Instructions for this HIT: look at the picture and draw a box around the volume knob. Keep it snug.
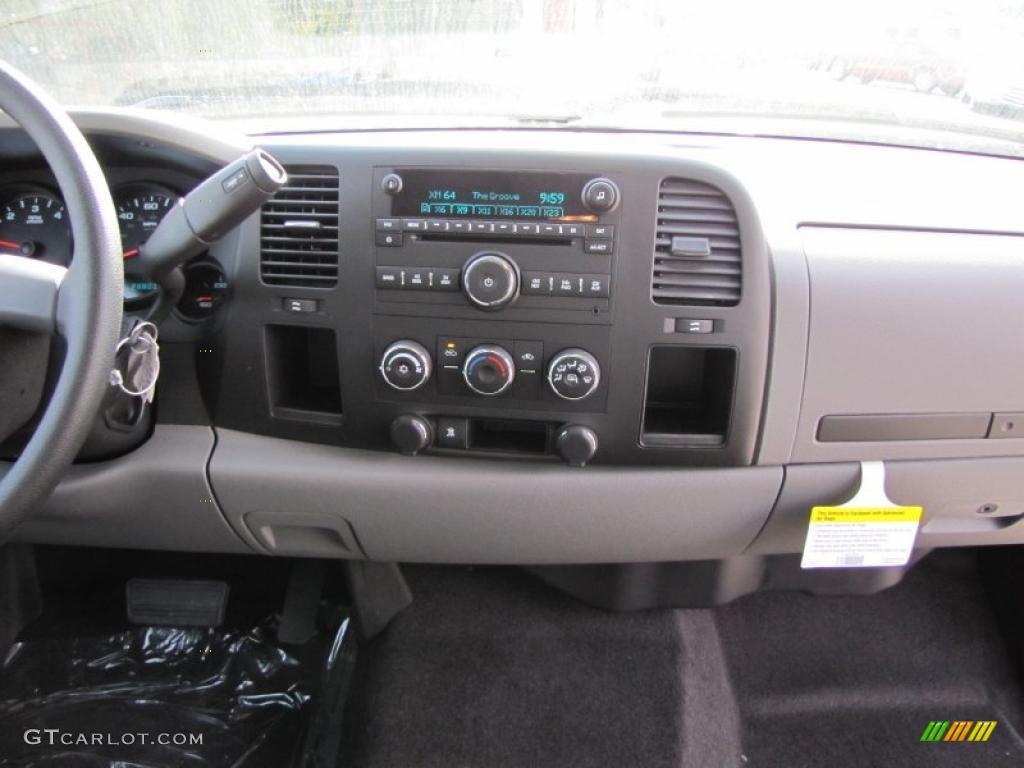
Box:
[462,252,519,310]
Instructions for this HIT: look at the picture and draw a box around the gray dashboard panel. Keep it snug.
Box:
[749,457,1024,554]
[209,428,782,564]
[14,426,250,553]
[8,110,1024,562]
[792,227,1024,463]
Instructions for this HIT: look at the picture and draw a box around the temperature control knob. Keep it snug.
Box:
[463,344,515,396]
[547,348,601,401]
[462,252,519,310]
[379,340,432,391]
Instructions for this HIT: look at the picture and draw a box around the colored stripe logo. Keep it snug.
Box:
[921,721,997,742]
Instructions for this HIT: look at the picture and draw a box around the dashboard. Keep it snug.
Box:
[3,110,1024,574]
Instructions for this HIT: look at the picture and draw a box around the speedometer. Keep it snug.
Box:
[116,185,178,305]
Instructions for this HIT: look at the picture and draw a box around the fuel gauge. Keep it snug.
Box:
[177,260,229,321]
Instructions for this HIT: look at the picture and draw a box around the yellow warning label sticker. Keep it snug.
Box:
[801,506,923,569]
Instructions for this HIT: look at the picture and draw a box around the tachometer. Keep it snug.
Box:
[116,185,178,305]
[0,190,72,265]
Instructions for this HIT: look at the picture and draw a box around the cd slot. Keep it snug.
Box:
[417,233,573,247]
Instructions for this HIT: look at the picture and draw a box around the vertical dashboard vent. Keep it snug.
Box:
[260,165,339,288]
[652,178,741,306]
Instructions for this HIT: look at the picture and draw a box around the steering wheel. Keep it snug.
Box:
[0,62,123,540]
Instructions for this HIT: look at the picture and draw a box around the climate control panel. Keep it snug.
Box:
[377,336,604,405]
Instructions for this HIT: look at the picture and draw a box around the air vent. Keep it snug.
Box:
[260,165,339,288]
[653,178,741,306]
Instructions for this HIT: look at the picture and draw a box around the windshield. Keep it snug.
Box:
[3,0,1023,155]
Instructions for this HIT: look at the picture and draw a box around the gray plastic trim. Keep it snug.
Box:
[12,426,250,553]
[0,108,250,166]
[749,457,1024,555]
[990,413,1024,439]
[0,254,65,333]
[209,428,782,564]
[817,413,992,442]
[794,227,1024,462]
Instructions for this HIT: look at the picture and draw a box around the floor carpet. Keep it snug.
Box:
[344,551,1024,767]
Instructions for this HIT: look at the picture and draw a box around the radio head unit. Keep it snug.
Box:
[387,169,610,220]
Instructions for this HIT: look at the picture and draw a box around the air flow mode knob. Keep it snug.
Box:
[547,348,601,401]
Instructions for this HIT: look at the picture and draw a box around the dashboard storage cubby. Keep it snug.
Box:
[641,346,735,447]
[265,325,342,423]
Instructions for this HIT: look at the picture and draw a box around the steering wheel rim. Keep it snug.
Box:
[0,61,123,539]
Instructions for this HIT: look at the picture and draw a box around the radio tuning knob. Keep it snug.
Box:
[581,177,619,213]
[379,340,432,391]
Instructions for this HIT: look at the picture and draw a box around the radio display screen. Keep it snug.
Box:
[390,169,594,220]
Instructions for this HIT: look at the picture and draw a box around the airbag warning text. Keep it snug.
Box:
[801,506,922,569]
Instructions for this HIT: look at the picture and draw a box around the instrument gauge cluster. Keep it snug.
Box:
[0,179,227,321]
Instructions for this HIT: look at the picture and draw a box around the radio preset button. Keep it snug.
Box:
[434,268,460,291]
[494,222,514,235]
[427,219,448,231]
[554,274,579,295]
[521,272,553,295]
[470,221,494,233]
[462,252,519,309]
[406,270,428,290]
[582,274,610,298]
